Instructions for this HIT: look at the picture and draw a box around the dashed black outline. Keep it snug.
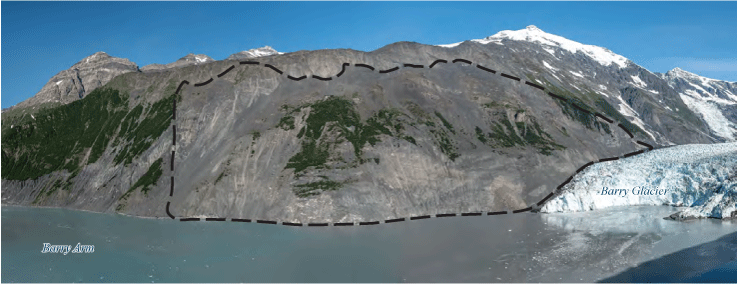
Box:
[379,67,399,74]
[217,65,235,78]
[354,63,374,71]
[428,59,447,68]
[193,78,213,87]
[476,64,497,74]
[500,73,520,81]
[403,63,424,68]
[452,58,472,65]
[287,75,307,81]
[163,58,656,226]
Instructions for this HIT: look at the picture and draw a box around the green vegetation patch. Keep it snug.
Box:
[121,158,163,200]
[434,111,456,134]
[477,110,565,155]
[278,96,427,197]
[593,97,647,137]
[281,96,415,174]
[113,93,174,165]
[404,102,461,161]
[2,87,173,182]
[293,179,344,198]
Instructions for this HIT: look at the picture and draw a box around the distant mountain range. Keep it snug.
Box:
[2,26,735,221]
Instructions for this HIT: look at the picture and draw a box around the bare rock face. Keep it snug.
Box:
[13,52,138,109]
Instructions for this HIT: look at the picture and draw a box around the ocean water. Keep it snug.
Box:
[2,205,735,282]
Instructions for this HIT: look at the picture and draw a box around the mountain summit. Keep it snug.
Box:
[11,51,138,109]
[439,25,630,68]
[141,53,215,71]
[659,67,737,140]
[226,46,282,60]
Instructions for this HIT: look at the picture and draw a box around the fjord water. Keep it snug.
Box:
[2,205,735,282]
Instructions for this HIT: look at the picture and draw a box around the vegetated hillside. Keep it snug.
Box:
[1,26,730,222]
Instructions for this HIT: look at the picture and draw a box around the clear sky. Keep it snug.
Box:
[2,1,736,107]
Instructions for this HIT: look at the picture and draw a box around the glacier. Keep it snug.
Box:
[540,143,737,220]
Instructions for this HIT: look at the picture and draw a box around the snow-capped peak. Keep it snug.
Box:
[439,25,630,68]
[77,51,112,65]
[177,53,214,64]
[666,67,720,83]
[226,46,283,60]
[195,55,209,63]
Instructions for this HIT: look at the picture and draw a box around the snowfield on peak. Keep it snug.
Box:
[439,25,630,68]
[226,46,283,60]
[540,143,737,220]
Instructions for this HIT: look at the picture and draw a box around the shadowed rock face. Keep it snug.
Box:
[1,27,733,222]
[11,52,138,109]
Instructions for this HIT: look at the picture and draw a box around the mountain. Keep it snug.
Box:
[440,25,630,68]
[658,67,737,141]
[9,52,138,110]
[140,53,215,71]
[2,26,735,222]
[226,46,282,60]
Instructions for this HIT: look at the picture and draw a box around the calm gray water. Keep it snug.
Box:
[2,205,736,282]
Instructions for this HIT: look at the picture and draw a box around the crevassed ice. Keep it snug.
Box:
[540,143,737,219]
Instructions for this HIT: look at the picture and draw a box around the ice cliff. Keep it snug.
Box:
[540,143,737,219]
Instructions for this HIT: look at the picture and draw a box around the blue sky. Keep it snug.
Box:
[2,1,736,107]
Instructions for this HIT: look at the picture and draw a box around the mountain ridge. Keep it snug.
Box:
[2,26,735,221]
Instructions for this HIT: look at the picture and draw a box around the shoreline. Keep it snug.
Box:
[3,203,736,223]
[1,203,168,220]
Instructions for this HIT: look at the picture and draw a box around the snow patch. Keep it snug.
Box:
[548,72,562,83]
[542,46,556,56]
[569,70,584,78]
[680,92,736,141]
[437,42,462,48]
[630,75,647,88]
[542,61,558,71]
[615,95,656,140]
[55,80,63,86]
